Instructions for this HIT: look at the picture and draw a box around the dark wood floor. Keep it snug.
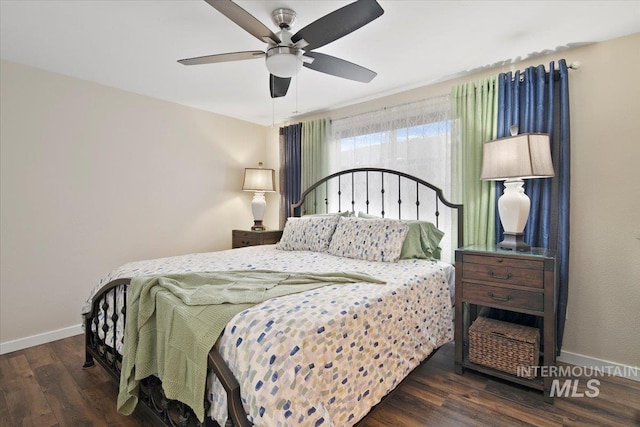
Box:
[1,334,638,426]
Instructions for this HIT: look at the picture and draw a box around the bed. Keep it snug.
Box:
[81,168,463,427]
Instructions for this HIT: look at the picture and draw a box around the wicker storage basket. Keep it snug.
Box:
[469,317,539,379]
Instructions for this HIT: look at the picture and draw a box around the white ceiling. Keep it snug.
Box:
[2,1,640,126]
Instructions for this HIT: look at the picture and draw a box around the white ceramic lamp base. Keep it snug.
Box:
[497,179,530,251]
[251,191,267,231]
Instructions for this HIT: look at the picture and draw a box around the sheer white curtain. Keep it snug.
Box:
[329,95,456,260]
[330,95,452,195]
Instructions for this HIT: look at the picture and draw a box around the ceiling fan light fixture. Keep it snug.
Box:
[266,46,302,78]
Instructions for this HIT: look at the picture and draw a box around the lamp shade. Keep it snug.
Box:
[481,133,554,251]
[242,166,276,192]
[481,133,555,181]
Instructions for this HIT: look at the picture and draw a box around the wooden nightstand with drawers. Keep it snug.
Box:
[454,244,557,402]
[232,229,283,249]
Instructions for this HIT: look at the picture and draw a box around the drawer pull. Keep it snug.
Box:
[488,270,511,280]
[487,292,511,302]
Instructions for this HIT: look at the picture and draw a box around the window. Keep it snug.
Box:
[330,95,452,195]
[328,95,456,260]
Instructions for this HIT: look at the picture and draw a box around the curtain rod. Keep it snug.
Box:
[513,61,580,73]
[563,61,581,70]
[332,61,580,123]
[506,60,580,72]
[509,60,580,82]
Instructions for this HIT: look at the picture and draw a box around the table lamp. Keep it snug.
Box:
[480,129,554,251]
[242,162,276,230]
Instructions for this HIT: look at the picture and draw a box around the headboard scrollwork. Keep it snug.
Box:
[290,168,463,249]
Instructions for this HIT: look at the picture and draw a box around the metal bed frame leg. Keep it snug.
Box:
[83,317,96,369]
[82,353,95,369]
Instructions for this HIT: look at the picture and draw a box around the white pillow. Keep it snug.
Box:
[275,215,340,252]
[327,217,409,262]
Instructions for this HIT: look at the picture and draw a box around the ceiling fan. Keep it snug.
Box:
[178,0,384,98]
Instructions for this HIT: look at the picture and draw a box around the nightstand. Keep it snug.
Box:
[454,244,557,402]
[232,229,283,249]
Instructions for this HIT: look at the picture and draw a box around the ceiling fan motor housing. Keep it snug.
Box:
[271,8,296,30]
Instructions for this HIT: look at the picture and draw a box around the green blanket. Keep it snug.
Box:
[117,270,384,422]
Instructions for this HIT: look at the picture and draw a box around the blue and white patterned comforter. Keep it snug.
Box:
[83,245,454,426]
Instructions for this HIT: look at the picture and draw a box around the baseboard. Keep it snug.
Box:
[0,324,83,355]
[558,350,639,382]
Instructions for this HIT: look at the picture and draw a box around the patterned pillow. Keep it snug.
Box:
[275,215,340,252]
[357,212,444,260]
[327,217,409,262]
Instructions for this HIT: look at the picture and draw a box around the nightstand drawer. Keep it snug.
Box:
[463,254,543,270]
[463,256,544,289]
[233,231,260,247]
[462,283,543,312]
[232,230,283,248]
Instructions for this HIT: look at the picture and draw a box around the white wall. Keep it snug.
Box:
[560,33,639,368]
[0,60,278,351]
[279,33,640,368]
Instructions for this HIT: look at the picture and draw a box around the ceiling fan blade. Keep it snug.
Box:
[303,52,376,83]
[178,50,265,66]
[205,0,280,45]
[270,75,291,98]
[291,0,383,51]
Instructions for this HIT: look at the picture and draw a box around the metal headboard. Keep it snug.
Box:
[290,167,464,249]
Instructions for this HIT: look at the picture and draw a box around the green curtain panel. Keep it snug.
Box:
[301,118,331,214]
[451,78,498,246]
